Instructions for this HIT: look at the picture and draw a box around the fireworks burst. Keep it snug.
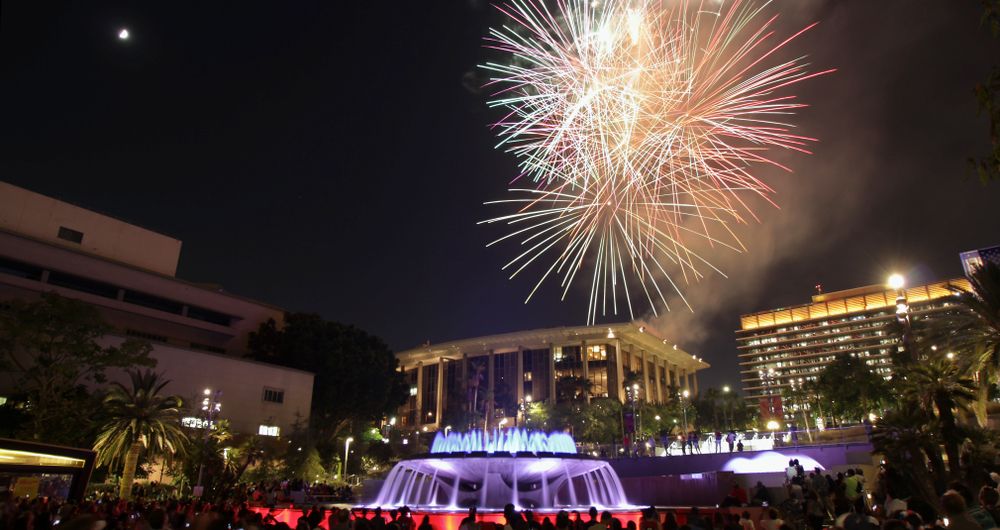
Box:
[479,0,832,323]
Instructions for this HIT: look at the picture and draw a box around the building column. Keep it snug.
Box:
[654,358,663,405]
[548,343,557,403]
[516,346,525,404]
[692,371,699,397]
[581,340,590,403]
[614,339,625,402]
[487,350,495,397]
[435,358,445,428]
[641,350,651,403]
[487,350,496,429]
[461,354,469,413]
[685,370,692,392]
[672,363,681,390]
[415,363,424,427]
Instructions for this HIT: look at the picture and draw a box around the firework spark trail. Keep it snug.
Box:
[479,0,833,324]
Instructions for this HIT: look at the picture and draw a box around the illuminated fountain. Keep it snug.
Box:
[370,429,631,511]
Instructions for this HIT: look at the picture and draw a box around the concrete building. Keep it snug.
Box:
[395,321,709,430]
[735,277,971,411]
[0,181,312,436]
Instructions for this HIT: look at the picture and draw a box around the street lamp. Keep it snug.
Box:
[680,390,690,436]
[721,385,732,430]
[888,273,916,362]
[196,388,222,495]
[445,425,452,436]
[632,384,642,439]
[342,437,354,481]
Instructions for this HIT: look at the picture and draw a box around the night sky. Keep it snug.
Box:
[2,1,999,392]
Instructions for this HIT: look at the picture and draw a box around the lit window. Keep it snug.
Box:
[181,417,214,429]
[409,386,418,396]
[258,425,280,437]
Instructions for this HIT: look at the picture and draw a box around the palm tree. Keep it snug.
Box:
[93,370,188,499]
[871,405,944,510]
[899,359,977,477]
[921,262,1000,426]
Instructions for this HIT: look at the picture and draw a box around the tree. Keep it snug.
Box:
[971,0,1000,183]
[93,370,188,500]
[813,354,892,423]
[899,358,977,478]
[555,375,592,402]
[873,353,997,510]
[919,262,1000,426]
[248,313,409,442]
[0,293,154,442]
[872,405,946,510]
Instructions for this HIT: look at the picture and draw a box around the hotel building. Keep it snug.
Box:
[0,181,313,436]
[394,321,709,430]
[735,277,971,407]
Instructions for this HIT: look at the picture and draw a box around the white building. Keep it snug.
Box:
[0,181,312,437]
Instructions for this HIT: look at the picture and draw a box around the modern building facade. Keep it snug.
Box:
[395,321,709,430]
[0,181,313,436]
[961,245,1000,277]
[735,277,971,410]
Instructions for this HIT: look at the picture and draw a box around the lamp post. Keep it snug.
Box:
[681,389,690,435]
[196,388,222,495]
[888,273,917,362]
[722,385,732,430]
[342,437,354,481]
[632,383,641,438]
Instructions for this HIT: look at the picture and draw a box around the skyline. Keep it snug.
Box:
[2,1,999,391]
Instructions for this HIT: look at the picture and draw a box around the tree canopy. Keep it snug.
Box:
[0,293,154,442]
[247,313,409,440]
[813,353,890,422]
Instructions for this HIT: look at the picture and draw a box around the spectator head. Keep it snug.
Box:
[147,509,166,530]
[602,511,613,523]
[590,507,598,520]
[980,486,999,508]
[742,512,750,519]
[882,520,907,530]
[768,510,778,520]
[846,469,855,477]
[940,491,967,517]
[556,511,570,529]
[946,482,975,505]
[901,511,924,530]
[468,507,477,518]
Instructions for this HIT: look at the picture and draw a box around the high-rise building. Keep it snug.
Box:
[394,321,709,430]
[735,277,970,411]
[0,181,313,436]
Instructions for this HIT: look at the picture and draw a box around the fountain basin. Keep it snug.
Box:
[370,452,630,511]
